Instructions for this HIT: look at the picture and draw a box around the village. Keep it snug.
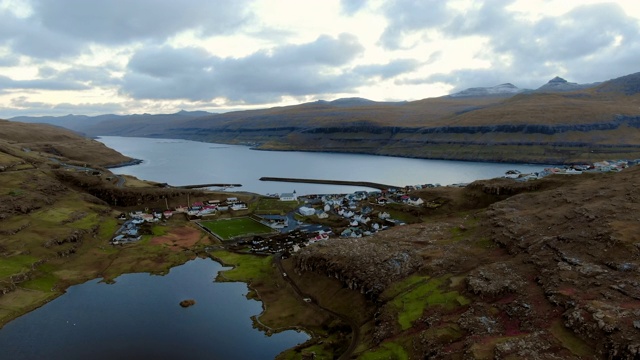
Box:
[110,158,640,253]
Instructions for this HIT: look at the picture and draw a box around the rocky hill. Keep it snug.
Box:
[290,167,640,358]
[535,76,599,92]
[9,72,640,164]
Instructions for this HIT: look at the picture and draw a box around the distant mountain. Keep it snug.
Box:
[327,97,406,107]
[535,76,600,92]
[447,83,524,98]
[595,72,640,95]
[9,110,212,136]
[7,71,640,164]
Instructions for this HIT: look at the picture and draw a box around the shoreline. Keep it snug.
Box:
[105,158,144,169]
[259,176,400,190]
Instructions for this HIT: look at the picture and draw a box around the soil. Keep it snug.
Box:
[150,227,203,251]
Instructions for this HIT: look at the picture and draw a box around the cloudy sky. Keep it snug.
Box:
[1,0,639,118]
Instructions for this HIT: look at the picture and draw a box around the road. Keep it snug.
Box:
[274,255,360,360]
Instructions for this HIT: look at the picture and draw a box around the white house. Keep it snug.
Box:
[280,192,297,201]
[231,203,248,210]
[317,212,329,219]
[407,197,424,206]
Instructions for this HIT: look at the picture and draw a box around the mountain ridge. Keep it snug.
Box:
[7,71,640,164]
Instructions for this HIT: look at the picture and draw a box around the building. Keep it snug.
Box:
[280,192,297,201]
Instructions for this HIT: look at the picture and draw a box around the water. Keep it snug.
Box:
[0,258,308,359]
[98,136,551,195]
[0,137,550,358]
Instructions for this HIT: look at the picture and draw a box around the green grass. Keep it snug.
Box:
[98,218,119,239]
[21,264,59,292]
[253,198,299,215]
[358,342,408,360]
[151,225,168,236]
[68,213,98,230]
[211,250,272,282]
[0,255,38,278]
[200,217,274,240]
[550,319,595,357]
[389,275,469,330]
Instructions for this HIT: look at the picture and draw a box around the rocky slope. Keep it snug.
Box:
[291,168,640,358]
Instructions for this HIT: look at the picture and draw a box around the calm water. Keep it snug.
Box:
[0,258,308,359]
[98,136,550,195]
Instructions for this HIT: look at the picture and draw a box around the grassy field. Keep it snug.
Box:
[200,217,274,240]
[253,198,299,215]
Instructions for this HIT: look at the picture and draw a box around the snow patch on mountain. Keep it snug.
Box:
[448,83,524,98]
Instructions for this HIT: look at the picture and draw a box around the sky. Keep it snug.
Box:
[1,0,639,118]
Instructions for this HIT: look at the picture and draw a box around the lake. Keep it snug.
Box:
[0,258,309,359]
[98,136,551,195]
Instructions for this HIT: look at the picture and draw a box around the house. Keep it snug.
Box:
[378,212,391,219]
[298,206,316,216]
[226,197,239,204]
[377,197,388,205]
[317,212,329,219]
[407,196,424,206]
[231,202,248,211]
[280,192,297,201]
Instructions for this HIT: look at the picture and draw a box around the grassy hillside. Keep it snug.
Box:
[0,120,134,167]
[0,126,213,328]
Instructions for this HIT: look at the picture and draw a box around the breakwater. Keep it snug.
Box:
[174,183,242,189]
[259,177,398,190]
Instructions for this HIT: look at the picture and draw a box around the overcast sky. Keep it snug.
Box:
[1,0,639,117]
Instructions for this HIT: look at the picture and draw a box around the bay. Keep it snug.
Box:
[0,258,309,359]
[98,136,551,195]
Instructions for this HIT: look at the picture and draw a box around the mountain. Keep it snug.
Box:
[535,76,600,92]
[8,72,640,164]
[448,83,524,98]
[595,71,640,95]
[10,110,212,137]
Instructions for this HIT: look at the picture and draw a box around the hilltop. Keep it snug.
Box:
[9,71,640,164]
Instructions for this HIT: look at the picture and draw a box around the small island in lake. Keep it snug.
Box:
[179,299,196,308]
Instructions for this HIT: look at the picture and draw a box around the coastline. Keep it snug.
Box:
[105,158,144,169]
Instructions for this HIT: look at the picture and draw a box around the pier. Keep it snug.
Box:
[259,177,399,190]
[173,183,242,189]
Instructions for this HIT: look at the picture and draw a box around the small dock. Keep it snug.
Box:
[259,177,399,190]
[173,183,242,189]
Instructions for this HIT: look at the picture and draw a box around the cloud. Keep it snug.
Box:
[33,0,253,44]
[122,33,367,103]
[386,1,640,90]
[353,59,421,80]
[0,0,253,60]
[378,0,452,49]
[340,0,368,15]
[3,96,126,118]
[0,74,89,90]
